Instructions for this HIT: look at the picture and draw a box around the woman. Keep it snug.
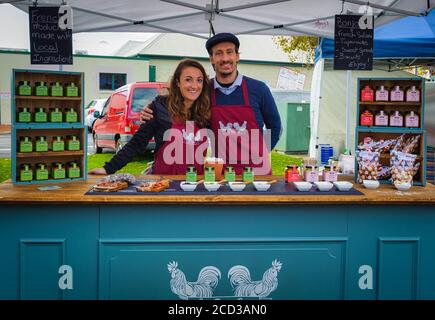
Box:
[89,59,210,175]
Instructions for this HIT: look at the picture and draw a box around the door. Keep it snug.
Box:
[286,103,310,152]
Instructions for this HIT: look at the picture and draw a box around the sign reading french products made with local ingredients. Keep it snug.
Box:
[29,6,73,65]
[333,14,373,70]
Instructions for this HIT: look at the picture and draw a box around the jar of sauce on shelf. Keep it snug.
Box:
[224,166,236,182]
[405,111,419,128]
[375,110,389,126]
[360,85,374,102]
[390,111,403,127]
[360,110,373,126]
[406,85,420,102]
[390,85,404,101]
[375,85,389,101]
[186,166,197,183]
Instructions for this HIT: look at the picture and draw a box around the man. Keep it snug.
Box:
[141,33,282,175]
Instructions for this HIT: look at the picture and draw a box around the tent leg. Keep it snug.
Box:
[345,70,352,152]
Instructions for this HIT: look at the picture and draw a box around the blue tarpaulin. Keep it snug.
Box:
[316,10,435,60]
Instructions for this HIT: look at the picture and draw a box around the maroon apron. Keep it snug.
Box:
[211,79,271,175]
[153,120,207,174]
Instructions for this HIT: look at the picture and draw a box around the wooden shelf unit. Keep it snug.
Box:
[12,69,87,184]
[355,78,426,186]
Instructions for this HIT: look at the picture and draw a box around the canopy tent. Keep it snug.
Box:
[4,0,433,39]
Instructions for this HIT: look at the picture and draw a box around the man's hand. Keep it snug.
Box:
[88,168,108,175]
[140,103,154,123]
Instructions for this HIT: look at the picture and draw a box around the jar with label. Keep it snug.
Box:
[286,165,301,183]
[406,86,420,102]
[360,110,373,126]
[50,108,63,122]
[204,166,215,182]
[18,81,31,96]
[405,111,419,128]
[18,107,31,123]
[186,166,197,183]
[50,82,63,97]
[36,163,49,180]
[390,85,404,101]
[375,85,389,101]
[19,136,33,153]
[390,111,403,127]
[243,167,254,182]
[322,165,337,182]
[375,110,389,126]
[36,136,48,152]
[66,82,79,97]
[360,85,374,102]
[35,81,48,96]
[34,107,47,122]
[20,164,33,181]
[67,135,80,151]
[52,136,65,151]
[304,165,319,182]
[67,162,81,178]
[52,162,66,179]
[65,108,78,123]
[224,166,236,182]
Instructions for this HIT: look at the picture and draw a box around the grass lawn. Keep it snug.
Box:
[0,151,302,183]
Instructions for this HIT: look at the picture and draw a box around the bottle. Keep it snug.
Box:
[34,107,47,122]
[375,110,389,126]
[36,163,49,180]
[406,85,420,102]
[375,85,389,101]
[361,85,374,102]
[224,166,236,182]
[52,136,65,151]
[67,135,80,151]
[35,136,48,152]
[390,85,404,102]
[390,111,403,127]
[52,162,66,179]
[323,165,337,182]
[18,81,31,96]
[243,167,254,182]
[284,165,292,183]
[304,165,319,182]
[186,166,197,183]
[67,162,81,178]
[405,111,419,128]
[65,108,78,123]
[287,165,301,183]
[35,81,48,96]
[204,166,215,182]
[50,82,63,97]
[19,136,33,153]
[50,108,63,122]
[65,82,79,97]
[360,110,373,126]
[18,107,31,123]
[20,164,33,181]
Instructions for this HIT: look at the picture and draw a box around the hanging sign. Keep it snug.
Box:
[333,14,373,70]
[29,6,73,65]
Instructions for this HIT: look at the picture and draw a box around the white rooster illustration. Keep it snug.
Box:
[228,260,282,298]
[168,261,221,300]
[233,121,247,134]
[219,121,233,134]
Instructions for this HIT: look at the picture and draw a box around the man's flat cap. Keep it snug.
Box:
[205,33,240,54]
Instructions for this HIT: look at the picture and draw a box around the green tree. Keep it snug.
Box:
[273,36,318,64]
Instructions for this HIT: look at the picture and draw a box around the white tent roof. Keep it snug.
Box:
[8,0,433,39]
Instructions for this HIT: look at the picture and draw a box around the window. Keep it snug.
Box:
[99,73,127,90]
[131,88,159,113]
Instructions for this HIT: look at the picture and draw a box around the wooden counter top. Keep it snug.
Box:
[0,175,434,205]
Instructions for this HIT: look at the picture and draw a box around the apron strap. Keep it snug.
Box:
[211,81,217,106]
[241,79,249,106]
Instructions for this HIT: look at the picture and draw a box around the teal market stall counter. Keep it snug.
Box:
[0,176,434,300]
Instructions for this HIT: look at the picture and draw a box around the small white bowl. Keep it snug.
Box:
[253,181,271,192]
[333,181,354,192]
[293,181,313,192]
[394,181,412,191]
[363,180,380,190]
[204,182,221,192]
[314,181,333,192]
[180,181,197,192]
[228,182,246,192]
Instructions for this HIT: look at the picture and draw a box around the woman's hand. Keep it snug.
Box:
[140,103,154,123]
[88,168,107,175]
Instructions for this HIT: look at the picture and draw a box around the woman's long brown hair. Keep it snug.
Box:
[167,59,210,128]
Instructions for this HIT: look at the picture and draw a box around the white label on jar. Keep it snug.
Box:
[375,115,388,126]
[390,116,403,126]
[406,116,419,127]
[390,90,404,101]
[376,90,389,101]
[407,91,420,102]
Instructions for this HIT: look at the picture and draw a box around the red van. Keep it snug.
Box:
[92,82,167,153]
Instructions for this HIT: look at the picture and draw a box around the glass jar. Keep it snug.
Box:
[243,167,254,182]
[186,166,197,183]
[224,166,236,182]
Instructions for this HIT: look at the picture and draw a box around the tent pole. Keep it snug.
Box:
[345,70,352,152]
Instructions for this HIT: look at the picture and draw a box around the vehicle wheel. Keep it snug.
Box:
[93,134,102,154]
[116,139,125,154]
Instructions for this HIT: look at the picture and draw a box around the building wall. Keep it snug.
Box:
[0,51,149,124]
[149,57,313,91]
